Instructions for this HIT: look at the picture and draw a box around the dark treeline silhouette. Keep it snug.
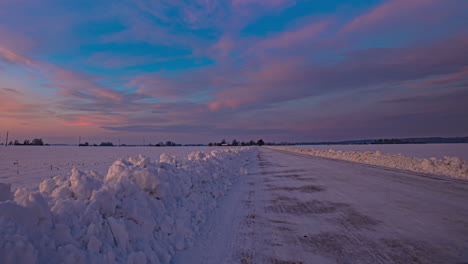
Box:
[79,142,100,147]
[208,139,265,147]
[9,138,45,146]
[149,141,177,147]
[78,141,178,147]
[268,136,468,146]
[371,138,412,144]
[79,142,114,147]
[370,137,468,144]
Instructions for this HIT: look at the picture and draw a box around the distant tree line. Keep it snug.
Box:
[79,142,112,146]
[78,140,178,147]
[208,139,265,147]
[371,138,416,144]
[8,138,45,146]
[148,141,177,147]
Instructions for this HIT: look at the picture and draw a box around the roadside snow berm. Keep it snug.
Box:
[0,147,254,264]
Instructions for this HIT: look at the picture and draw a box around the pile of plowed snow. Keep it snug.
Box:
[0,147,254,264]
[269,147,468,179]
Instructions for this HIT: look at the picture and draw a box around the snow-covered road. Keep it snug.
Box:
[174,147,468,263]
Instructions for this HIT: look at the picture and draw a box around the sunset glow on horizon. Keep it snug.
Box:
[1,0,467,144]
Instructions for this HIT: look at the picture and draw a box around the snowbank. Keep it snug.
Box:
[269,147,468,179]
[0,147,254,264]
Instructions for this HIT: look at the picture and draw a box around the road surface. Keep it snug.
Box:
[174,147,468,263]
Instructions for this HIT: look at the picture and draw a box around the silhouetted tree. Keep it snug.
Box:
[165,141,176,146]
[232,139,239,146]
[208,142,213,146]
[31,138,44,146]
[257,139,265,146]
[99,142,114,146]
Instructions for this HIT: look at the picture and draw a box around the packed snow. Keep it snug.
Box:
[288,143,468,160]
[0,147,254,264]
[269,146,468,180]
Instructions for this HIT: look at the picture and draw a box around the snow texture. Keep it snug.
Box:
[0,147,254,264]
[269,146,468,179]
[288,143,468,160]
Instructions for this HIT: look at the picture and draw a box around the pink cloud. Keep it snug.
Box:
[412,67,468,88]
[129,70,215,101]
[0,92,33,112]
[207,57,306,110]
[249,20,331,54]
[49,68,127,103]
[339,0,460,35]
[0,42,147,125]
[129,75,183,99]
[0,45,34,67]
[231,0,292,8]
[379,93,429,104]
[207,34,468,110]
[0,26,35,54]
[59,114,125,127]
[0,88,48,121]
[211,34,237,58]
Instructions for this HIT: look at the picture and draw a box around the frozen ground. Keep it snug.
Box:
[288,143,468,160]
[0,146,224,189]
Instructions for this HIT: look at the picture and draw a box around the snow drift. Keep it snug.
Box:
[0,147,254,264]
[269,146,468,179]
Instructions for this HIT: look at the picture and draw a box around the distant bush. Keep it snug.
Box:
[165,141,176,146]
[257,139,264,146]
[99,142,114,147]
[153,141,177,147]
[31,138,44,146]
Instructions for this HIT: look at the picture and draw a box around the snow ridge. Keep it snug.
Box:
[269,146,468,179]
[0,147,254,264]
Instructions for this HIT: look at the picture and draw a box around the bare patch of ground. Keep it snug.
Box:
[267,184,325,193]
[270,258,304,264]
[266,199,345,215]
[337,208,381,230]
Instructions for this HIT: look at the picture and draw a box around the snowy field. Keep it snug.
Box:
[0,146,255,263]
[287,143,468,160]
[0,146,227,189]
[1,145,468,263]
